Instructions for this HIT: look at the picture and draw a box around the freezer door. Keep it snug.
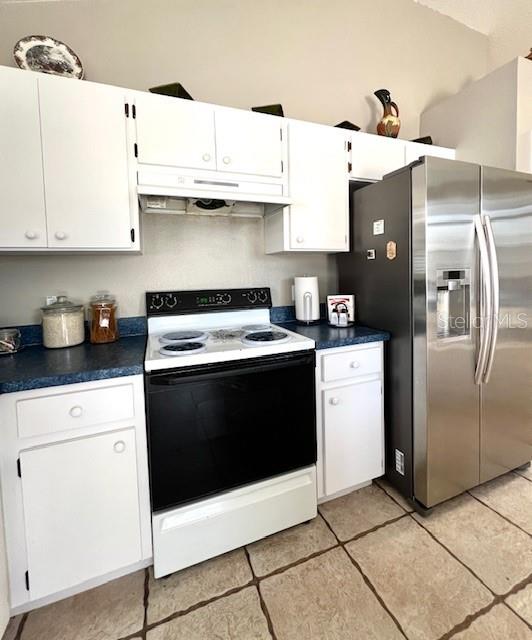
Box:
[480,167,532,481]
[412,158,481,508]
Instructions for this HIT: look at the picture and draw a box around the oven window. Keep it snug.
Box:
[146,352,316,512]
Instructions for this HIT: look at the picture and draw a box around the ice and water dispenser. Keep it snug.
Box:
[437,269,471,339]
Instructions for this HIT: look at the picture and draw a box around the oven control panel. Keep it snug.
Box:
[146,288,272,315]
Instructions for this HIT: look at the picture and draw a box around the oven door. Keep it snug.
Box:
[146,350,316,512]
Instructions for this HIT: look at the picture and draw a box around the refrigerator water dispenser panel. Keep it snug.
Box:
[437,269,471,340]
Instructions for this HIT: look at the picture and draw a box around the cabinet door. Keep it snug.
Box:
[39,76,133,249]
[20,428,142,600]
[288,121,348,251]
[215,109,284,177]
[323,380,383,496]
[404,141,455,164]
[350,131,406,181]
[135,94,216,170]
[0,68,47,248]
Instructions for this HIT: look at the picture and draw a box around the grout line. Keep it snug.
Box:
[13,613,28,640]
[255,584,278,640]
[373,478,414,513]
[347,552,409,639]
[318,507,409,546]
[467,490,532,538]
[142,566,150,638]
[501,599,532,633]
[319,509,409,639]
[243,546,278,640]
[408,513,498,597]
[437,574,532,640]
[254,542,340,581]
[144,580,256,632]
[410,513,532,640]
[513,471,532,484]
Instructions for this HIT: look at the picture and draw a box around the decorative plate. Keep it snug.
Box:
[13,35,84,79]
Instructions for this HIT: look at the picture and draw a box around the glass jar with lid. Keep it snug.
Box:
[41,296,85,349]
[89,294,119,344]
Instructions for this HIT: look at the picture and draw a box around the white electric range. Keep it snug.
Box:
[144,288,318,579]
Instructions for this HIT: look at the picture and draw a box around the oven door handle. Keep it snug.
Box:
[148,351,315,387]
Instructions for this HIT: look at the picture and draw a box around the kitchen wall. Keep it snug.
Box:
[0,0,488,325]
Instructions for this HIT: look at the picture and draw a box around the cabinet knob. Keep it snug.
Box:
[55,231,67,241]
[25,231,38,240]
[113,440,126,454]
[222,156,231,165]
[296,236,304,244]
[350,361,361,369]
[69,405,83,418]
[329,397,340,406]
[202,153,211,162]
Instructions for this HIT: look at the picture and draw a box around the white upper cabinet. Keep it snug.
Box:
[350,131,406,181]
[214,109,284,178]
[135,94,216,171]
[404,141,455,164]
[0,68,47,248]
[265,120,349,253]
[39,75,135,250]
[134,94,288,197]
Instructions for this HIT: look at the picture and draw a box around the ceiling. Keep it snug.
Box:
[415,0,532,68]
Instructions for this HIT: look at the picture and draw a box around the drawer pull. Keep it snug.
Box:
[222,156,231,165]
[350,361,361,369]
[55,231,68,241]
[296,236,304,244]
[113,440,126,454]
[202,153,211,162]
[69,405,83,418]
[329,397,340,406]
[25,231,38,240]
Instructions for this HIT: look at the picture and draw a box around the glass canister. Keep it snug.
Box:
[41,296,85,349]
[90,294,119,344]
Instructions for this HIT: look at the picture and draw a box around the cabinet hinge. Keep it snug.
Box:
[25,571,29,591]
[281,160,284,173]
[17,458,21,478]
[132,104,136,119]
[280,128,283,141]
[130,228,135,243]
[134,143,138,158]
[125,103,129,118]
[347,141,352,152]
[348,162,352,173]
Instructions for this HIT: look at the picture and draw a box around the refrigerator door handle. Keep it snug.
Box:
[483,215,500,384]
[474,215,492,385]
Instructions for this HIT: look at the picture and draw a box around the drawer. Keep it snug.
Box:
[321,347,381,383]
[17,382,135,439]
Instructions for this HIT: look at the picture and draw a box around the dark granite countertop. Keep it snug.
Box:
[0,335,146,394]
[280,321,390,350]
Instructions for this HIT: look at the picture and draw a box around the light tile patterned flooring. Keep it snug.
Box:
[5,466,532,640]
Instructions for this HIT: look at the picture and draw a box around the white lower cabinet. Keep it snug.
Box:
[20,428,142,600]
[316,343,385,501]
[0,376,151,613]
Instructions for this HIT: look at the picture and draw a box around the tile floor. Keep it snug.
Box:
[4,468,532,640]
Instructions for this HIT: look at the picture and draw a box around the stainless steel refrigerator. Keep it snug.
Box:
[338,156,532,511]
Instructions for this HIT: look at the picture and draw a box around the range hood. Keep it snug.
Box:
[137,167,292,217]
[139,196,273,218]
